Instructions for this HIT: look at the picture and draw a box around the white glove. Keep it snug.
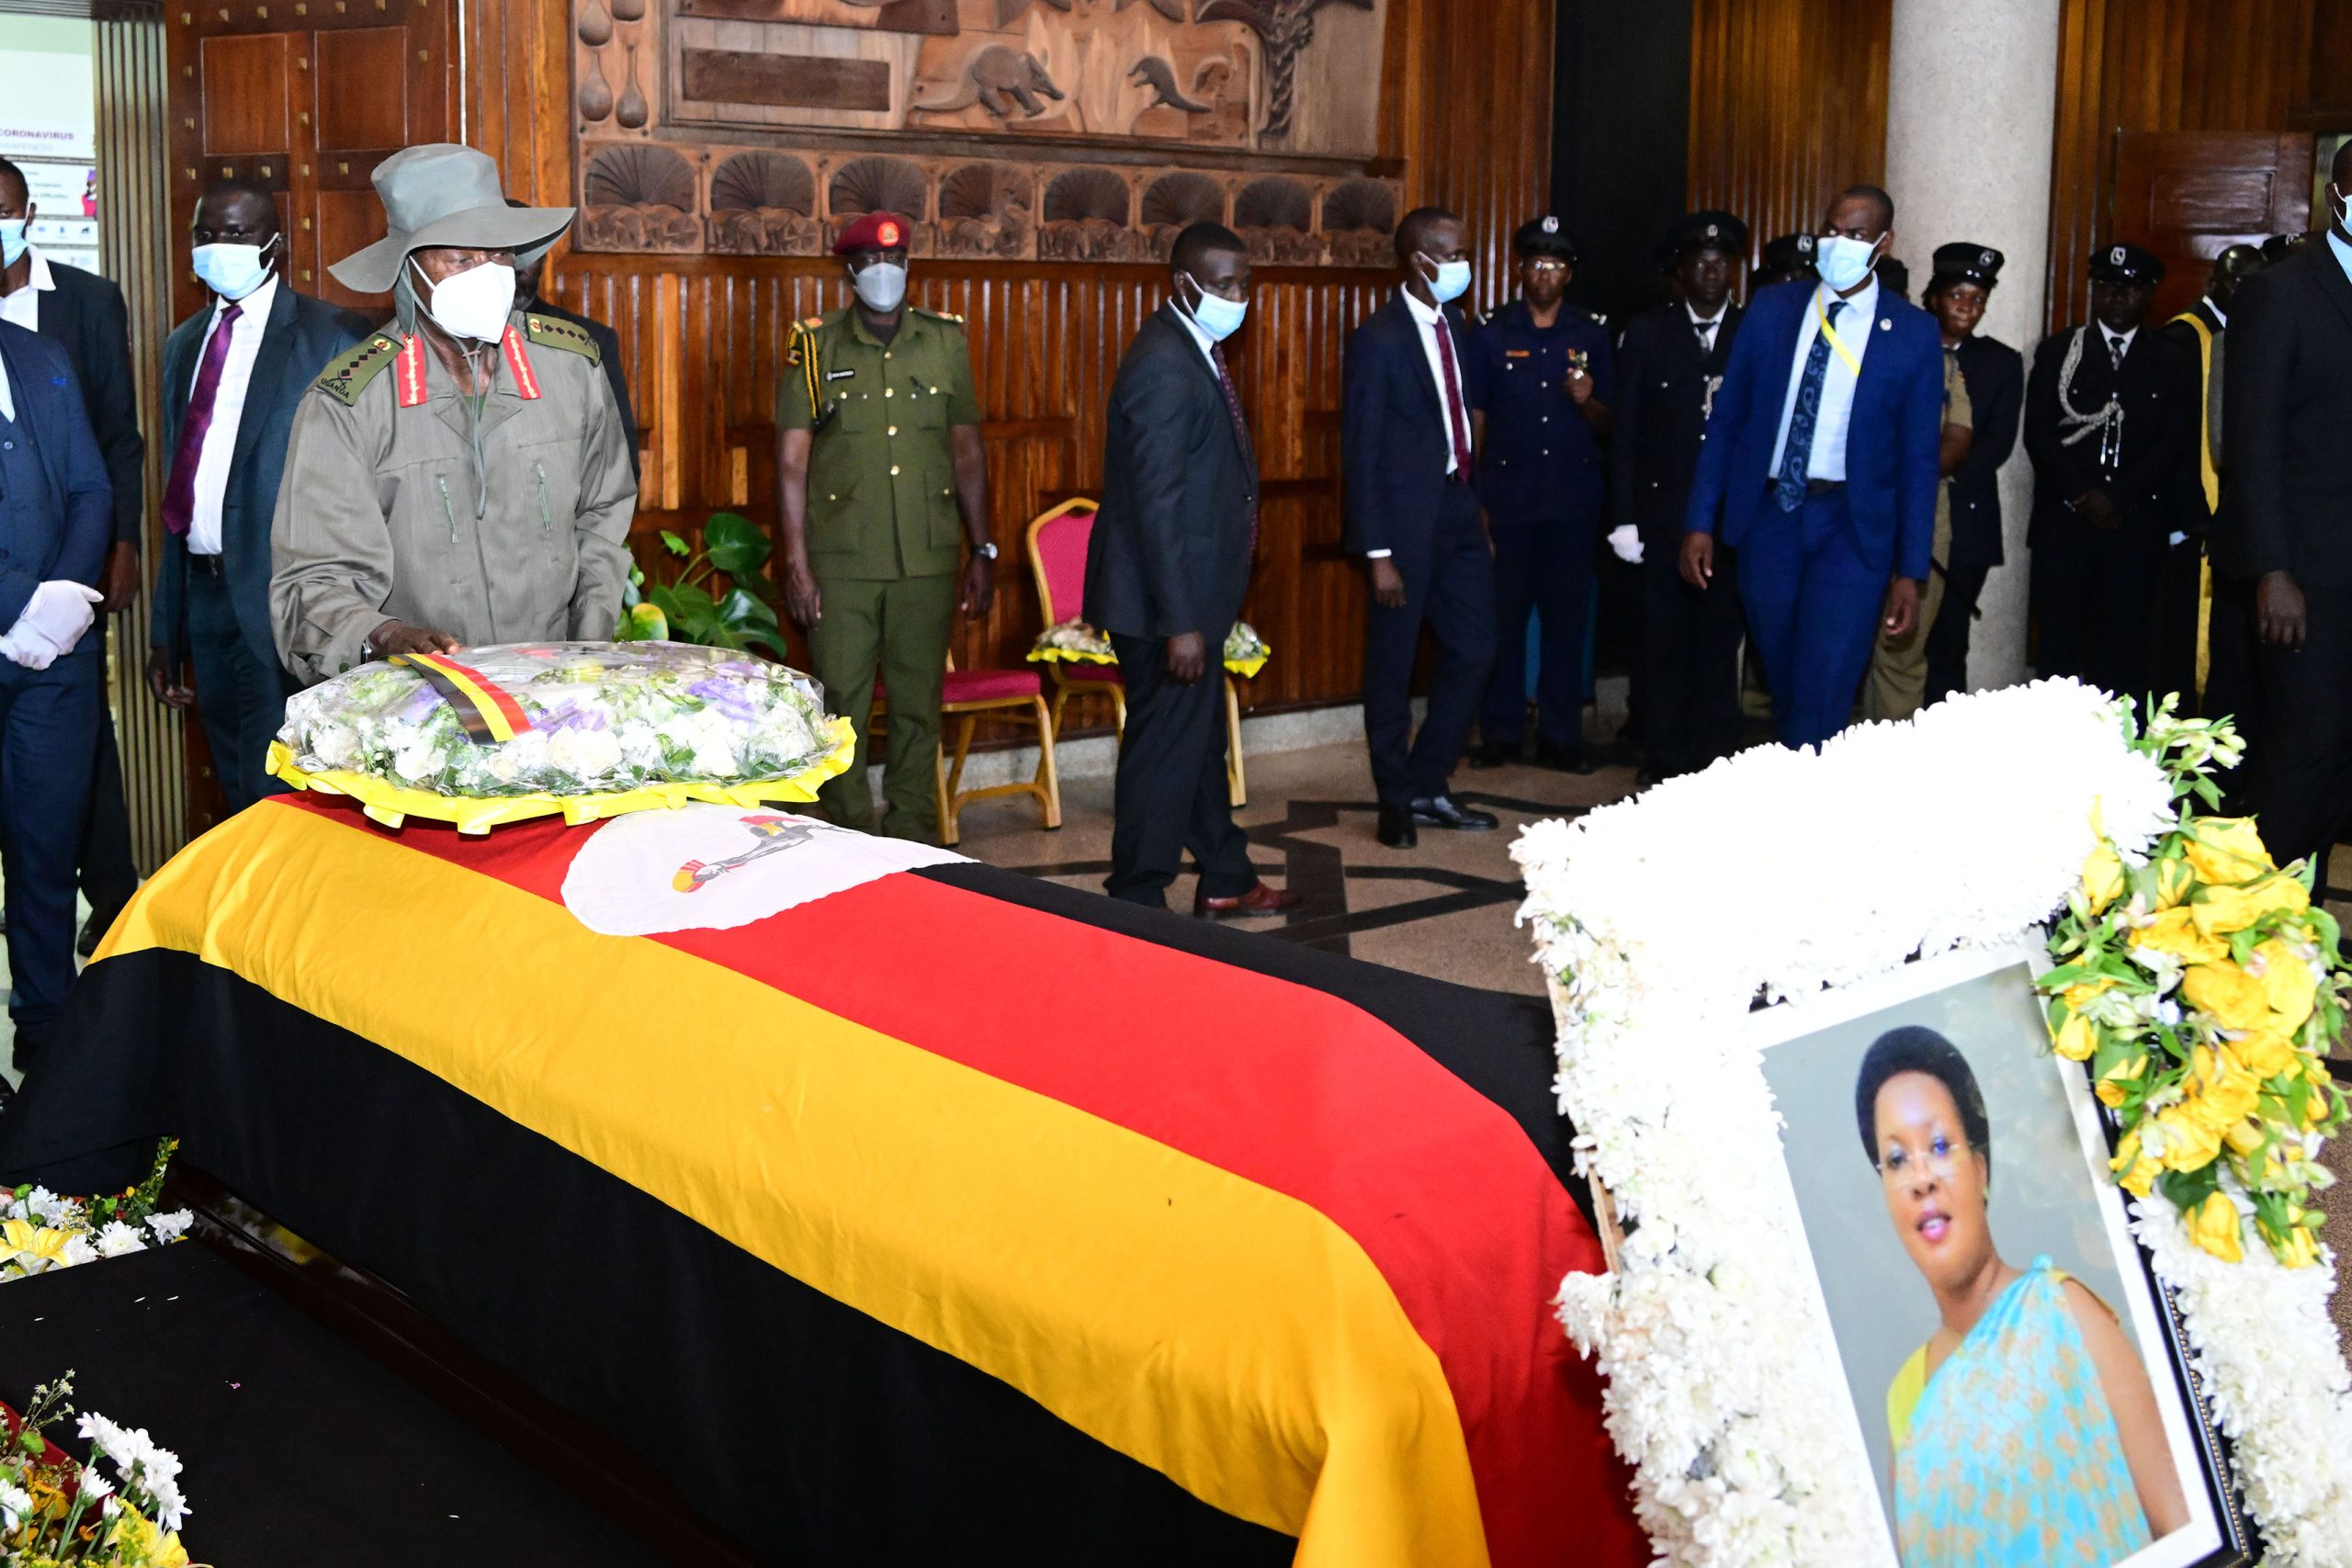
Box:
[1,581,102,670]
[1607,524,1645,565]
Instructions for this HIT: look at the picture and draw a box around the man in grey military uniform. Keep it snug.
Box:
[270,144,637,684]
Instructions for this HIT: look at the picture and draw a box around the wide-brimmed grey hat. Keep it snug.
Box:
[330,143,573,294]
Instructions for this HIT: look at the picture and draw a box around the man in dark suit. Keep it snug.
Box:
[1613,209,1748,780]
[1682,185,1945,750]
[1085,221,1296,917]
[510,199,639,479]
[0,320,113,1091]
[1343,207,1499,849]
[148,178,368,810]
[2025,242,2198,706]
[0,155,142,950]
[1920,243,2025,703]
[2223,141,2352,869]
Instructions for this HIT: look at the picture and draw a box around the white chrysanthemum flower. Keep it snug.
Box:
[0,1479,32,1529]
[95,1220,146,1258]
[145,1210,193,1245]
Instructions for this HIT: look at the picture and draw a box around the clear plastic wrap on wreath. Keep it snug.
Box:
[276,642,842,800]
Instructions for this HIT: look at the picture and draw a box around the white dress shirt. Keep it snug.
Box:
[184,273,279,557]
[0,247,55,334]
[1400,288,1469,478]
[0,344,13,423]
[2200,294,2229,330]
[1770,275,1880,482]
[1688,302,1725,356]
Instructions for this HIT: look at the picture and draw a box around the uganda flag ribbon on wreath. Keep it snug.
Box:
[6,794,1644,1568]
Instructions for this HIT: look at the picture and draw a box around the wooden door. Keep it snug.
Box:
[2110,130,2313,323]
[166,0,454,327]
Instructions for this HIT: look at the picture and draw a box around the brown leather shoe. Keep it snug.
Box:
[1193,880,1305,919]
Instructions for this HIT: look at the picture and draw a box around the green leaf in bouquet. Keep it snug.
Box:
[660,529,691,558]
[703,511,774,576]
[2156,1163,2220,1210]
[718,587,791,660]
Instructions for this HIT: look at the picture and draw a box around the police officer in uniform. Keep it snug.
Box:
[1751,232,1818,292]
[2025,241,2198,704]
[776,210,994,842]
[1613,209,1748,781]
[1921,243,2025,703]
[271,145,638,685]
[1467,216,1612,772]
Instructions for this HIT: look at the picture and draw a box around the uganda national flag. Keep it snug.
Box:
[3,795,1645,1567]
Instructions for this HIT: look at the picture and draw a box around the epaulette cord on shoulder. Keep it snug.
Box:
[525,312,601,366]
[789,319,824,429]
[315,334,401,407]
[916,306,966,327]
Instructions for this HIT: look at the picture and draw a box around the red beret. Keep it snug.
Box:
[833,211,911,257]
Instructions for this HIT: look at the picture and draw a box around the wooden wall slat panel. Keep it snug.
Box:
[1686,0,1892,269]
[2046,0,2321,331]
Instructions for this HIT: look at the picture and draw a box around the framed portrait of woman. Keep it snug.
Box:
[1749,938,2256,1568]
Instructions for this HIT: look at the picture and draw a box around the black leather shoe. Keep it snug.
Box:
[1409,795,1499,830]
[1467,740,1516,769]
[1376,804,1419,849]
[1532,740,1598,775]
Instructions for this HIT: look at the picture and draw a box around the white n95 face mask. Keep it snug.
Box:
[191,241,276,301]
[853,261,909,312]
[413,257,516,344]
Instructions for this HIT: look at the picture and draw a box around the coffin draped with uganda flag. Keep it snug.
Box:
[0,794,1645,1567]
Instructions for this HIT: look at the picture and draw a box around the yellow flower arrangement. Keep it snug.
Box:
[2040,705,2347,1269]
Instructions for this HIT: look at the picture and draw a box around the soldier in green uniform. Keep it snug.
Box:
[776,209,995,841]
[270,144,636,684]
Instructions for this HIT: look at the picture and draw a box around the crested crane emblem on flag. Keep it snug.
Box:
[562,802,961,934]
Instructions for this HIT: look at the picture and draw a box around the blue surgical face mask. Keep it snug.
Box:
[191,239,277,301]
[1420,254,1473,304]
[0,220,27,269]
[1815,233,1882,293]
[1181,273,1248,342]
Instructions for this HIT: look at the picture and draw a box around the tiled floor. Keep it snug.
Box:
[948,738,1639,995]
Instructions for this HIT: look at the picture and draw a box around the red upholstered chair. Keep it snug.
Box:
[1025,498,1250,807]
[872,658,1062,849]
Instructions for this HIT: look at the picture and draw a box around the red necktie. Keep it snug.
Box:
[1434,314,1473,476]
[163,300,243,538]
[1209,341,1259,552]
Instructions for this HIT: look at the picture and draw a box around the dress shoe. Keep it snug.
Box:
[1532,740,1598,776]
[1409,795,1499,830]
[1376,804,1419,849]
[1194,880,1306,919]
[1467,739,1516,770]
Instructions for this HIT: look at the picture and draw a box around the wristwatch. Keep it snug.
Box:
[972,541,1000,561]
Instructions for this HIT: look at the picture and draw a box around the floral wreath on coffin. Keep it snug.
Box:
[1511,681,2352,1566]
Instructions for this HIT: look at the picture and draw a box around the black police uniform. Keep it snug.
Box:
[2026,242,2199,705]
[1470,218,1614,764]
[1612,209,1749,776]
[1920,243,2025,703]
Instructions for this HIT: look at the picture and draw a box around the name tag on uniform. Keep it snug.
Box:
[826,368,856,381]
[1505,350,1532,359]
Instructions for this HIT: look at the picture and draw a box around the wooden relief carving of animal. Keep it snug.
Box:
[911,46,1067,118]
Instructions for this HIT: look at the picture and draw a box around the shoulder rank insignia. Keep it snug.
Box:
[916,307,967,327]
[315,334,402,408]
[525,312,600,367]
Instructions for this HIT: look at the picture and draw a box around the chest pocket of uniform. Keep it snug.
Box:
[514,428,583,580]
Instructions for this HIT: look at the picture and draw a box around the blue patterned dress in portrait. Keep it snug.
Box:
[1884,1257,2151,1565]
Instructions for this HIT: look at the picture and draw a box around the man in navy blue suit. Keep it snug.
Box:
[1681,185,1944,750]
[0,319,113,1092]
[150,178,369,810]
[1343,207,1499,849]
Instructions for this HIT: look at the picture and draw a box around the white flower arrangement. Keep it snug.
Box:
[2,1144,191,1285]
[1512,680,2352,1566]
[3,1372,192,1563]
